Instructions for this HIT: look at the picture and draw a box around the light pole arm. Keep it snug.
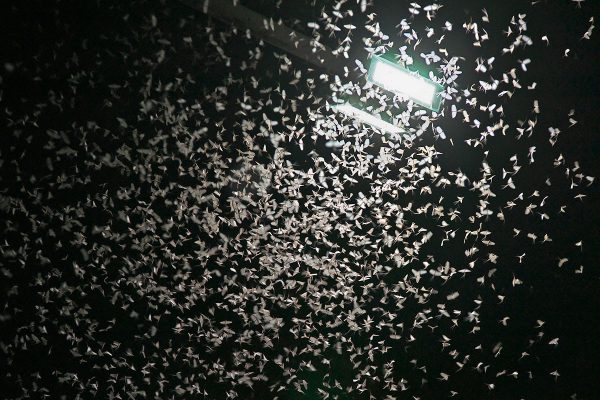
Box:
[179,0,346,74]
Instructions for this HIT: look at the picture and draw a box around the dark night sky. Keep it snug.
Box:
[1,0,600,399]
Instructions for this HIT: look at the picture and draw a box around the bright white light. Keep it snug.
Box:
[332,103,404,134]
[370,59,436,107]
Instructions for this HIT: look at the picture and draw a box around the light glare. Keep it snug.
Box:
[371,60,436,106]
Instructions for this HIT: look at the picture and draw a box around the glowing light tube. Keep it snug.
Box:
[332,103,404,134]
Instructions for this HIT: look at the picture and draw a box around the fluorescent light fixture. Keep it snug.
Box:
[332,103,404,134]
[367,55,443,112]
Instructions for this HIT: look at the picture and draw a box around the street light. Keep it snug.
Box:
[367,54,443,112]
